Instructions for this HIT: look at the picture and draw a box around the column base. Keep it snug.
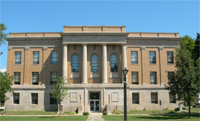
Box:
[102,82,108,84]
[81,82,88,84]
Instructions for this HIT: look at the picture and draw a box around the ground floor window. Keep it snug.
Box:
[132,93,139,104]
[31,93,38,104]
[50,93,57,104]
[169,93,176,103]
[13,93,19,104]
[151,93,158,104]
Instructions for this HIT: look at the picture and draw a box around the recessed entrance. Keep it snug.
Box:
[89,92,100,112]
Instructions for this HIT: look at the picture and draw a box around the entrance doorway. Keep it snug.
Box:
[89,92,100,112]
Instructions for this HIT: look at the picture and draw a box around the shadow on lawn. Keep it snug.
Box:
[136,114,200,120]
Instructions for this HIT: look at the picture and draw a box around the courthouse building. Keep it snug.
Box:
[5,25,181,112]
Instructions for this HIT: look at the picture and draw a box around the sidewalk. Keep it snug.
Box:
[87,113,104,121]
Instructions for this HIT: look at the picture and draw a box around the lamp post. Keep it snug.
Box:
[123,68,128,121]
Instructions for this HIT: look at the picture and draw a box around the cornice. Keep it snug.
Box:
[7,37,62,41]
[61,32,129,36]
[126,37,182,41]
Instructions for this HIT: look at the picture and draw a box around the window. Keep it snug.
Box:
[31,93,38,104]
[71,54,79,72]
[167,51,174,64]
[15,52,21,64]
[168,72,174,82]
[91,54,98,72]
[131,51,138,64]
[151,93,158,104]
[51,51,58,64]
[33,51,39,64]
[132,72,138,84]
[50,72,57,85]
[150,72,157,84]
[50,93,57,104]
[14,72,20,85]
[32,72,39,85]
[13,93,19,104]
[132,93,139,104]
[110,54,118,72]
[149,51,156,64]
[169,93,176,103]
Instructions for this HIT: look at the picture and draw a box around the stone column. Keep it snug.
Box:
[62,44,67,82]
[82,44,87,84]
[122,44,127,82]
[102,44,108,83]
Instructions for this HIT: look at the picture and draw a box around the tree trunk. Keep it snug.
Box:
[188,94,191,118]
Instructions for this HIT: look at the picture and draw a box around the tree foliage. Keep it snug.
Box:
[51,77,69,104]
[166,35,200,118]
[0,23,8,55]
[0,72,14,106]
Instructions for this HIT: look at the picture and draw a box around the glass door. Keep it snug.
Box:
[90,100,100,112]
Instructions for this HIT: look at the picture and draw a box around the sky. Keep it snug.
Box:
[0,0,199,71]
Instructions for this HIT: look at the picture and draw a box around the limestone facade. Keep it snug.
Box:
[5,25,181,111]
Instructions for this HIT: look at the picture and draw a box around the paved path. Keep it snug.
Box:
[87,113,104,121]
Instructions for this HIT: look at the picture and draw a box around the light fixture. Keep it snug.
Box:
[122,68,129,76]
[93,44,96,50]
[74,45,76,50]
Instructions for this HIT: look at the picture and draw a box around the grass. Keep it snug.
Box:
[0,116,88,121]
[103,115,200,121]
[112,108,200,114]
[0,111,77,115]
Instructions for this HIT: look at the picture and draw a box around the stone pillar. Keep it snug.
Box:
[82,44,87,84]
[102,44,108,83]
[62,44,67,82]
[122,44,127,82]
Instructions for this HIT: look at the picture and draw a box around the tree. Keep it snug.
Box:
[0,72,14,106]
[166,35,200,118]
[0,23,8,55]
[51,77,69,116]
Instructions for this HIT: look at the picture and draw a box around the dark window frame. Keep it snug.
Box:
[50,72,57,85]
[167,51,174,64]
[31,93,38,104]
[110,54,118,72]
[132,72,138,84]
[150,72,157,84]
[32,72,39,85]
[15,51,21,64]
[132,93,139,104]
[169,93,176,103]
[149,51,156,64]
[168,72,174,82]
[33,51,40,64]
[50,93,57,104]
[14,72,20,85]
[51,51,58,64]
[151,93,158,104]
[71,54,79,72]
[13,93,20,104]
[131,51,138,64]
[91,54,98,72]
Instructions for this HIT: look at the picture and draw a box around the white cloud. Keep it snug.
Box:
[0,68,6,73]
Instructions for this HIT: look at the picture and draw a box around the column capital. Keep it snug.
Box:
[82,43,87,46]
[62,44,68,46]
[102,43,107,46]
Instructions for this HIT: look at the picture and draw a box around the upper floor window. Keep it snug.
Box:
[150,72,157,84]
[51,51,58,64]
[132,72,138,84]
[149,51,156,64]
[131,51,138,64]
[15,52,21,64]
[71,54,79,72]
[50,72,57,85]
[33,51,39,64]
[167,51,174,64]
[13,93,20,104]
[168,72,174,82]
[32,72,39,85]
[14,72,20,85]
[110,54,118,72]
[91,54,98,72]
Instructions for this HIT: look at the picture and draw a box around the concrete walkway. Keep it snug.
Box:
[87,112,104,121]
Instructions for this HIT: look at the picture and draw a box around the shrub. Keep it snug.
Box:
[102,111,107,115]
[83,112,89,115]
[174,108,179,111]
[116,111,121,114]
[143,108,146,111]
[69,112,77,115]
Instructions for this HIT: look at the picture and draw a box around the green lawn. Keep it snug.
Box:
[112,108,200,114]
[103,115,200,121]
[0,116,88,121]
[0,111,77,115]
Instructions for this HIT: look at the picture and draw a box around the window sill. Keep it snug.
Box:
[14,64,21,65]
[167,63,175,65]
[50,104,57,105]
[32,64,39,65]
[149,63,157,65]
